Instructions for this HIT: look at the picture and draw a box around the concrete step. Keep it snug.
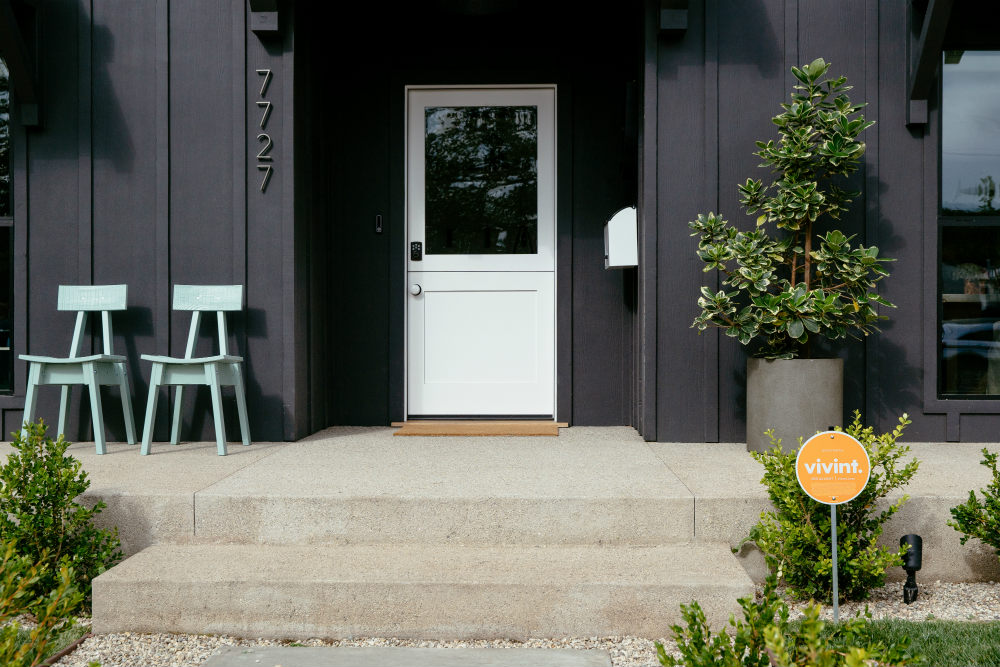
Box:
[189,430,696,546]
[92,542,753,640]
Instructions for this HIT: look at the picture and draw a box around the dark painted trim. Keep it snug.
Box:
[388,75,405,423]
[638,0,657,440]
[233,0,246,299]
[0,68,30,432]
[864,0,880,425]
[702,0,720,442]
[280,4,299,439]
[908,0,953,124]
[916,74,1000,421]
[556,82,573,424]
[920,67,941,422]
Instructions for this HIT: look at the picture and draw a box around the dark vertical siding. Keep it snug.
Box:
[650,0,979,442]
[714,0,787,442]
[797,0,870,426]
[655,0,715,441]
[247,3,300,440]
[5,0,299,442]
[14,0,85,434]
[570,43,639,425]
[91,0,159,440]
[166,0,240,439]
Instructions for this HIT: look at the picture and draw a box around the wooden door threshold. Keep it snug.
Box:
[392,420,567,436]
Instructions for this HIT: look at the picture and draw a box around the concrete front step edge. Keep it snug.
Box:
[93,542,753,640]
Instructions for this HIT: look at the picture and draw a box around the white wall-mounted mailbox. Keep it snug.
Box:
[604,206,638,269]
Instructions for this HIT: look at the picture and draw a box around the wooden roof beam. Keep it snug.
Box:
[908,0,954,125]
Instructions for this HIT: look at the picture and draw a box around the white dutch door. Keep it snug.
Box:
[406,87,556,417]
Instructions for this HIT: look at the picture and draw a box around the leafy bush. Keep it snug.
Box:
[691,58,893,359]
[656,574,915,667]
[948,448,1000,559]
[0,420,121,605]
[0,541,85,667]
[744,412,919,602]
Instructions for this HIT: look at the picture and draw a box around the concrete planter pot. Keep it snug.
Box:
[746,358,843,453]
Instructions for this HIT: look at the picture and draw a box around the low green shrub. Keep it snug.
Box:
[0,541,85,667]
[948,447,1000,559]
[655,575,916,667]
[0,420,121,606]
[743,412,919,602]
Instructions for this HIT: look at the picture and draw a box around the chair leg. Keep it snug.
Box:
[58,386,71,438]
[85,363,107,455]
[207,365,227,456]
[117,362,137,445]
[170,386,184,445]
[21,364,42,438]
[141,364,163,455]
[232,363,251,447]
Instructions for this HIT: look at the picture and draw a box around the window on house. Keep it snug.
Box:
[939,51,1000,397]
[0,57,12,392]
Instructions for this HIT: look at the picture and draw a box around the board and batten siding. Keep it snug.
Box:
[644,0,970,442]
[1,0,303,441]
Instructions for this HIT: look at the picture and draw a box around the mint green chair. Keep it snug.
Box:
[19,284,137,454]
[140,285,250,456]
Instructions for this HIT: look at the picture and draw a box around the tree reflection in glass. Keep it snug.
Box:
[0,58,10,218]
[424,106,538,254]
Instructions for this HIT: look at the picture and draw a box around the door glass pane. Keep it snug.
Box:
[424,106,538,254]
[941,226,1000,396]
[942,51,1000,215]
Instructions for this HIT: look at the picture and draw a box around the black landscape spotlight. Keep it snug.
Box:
[900,534,922,604]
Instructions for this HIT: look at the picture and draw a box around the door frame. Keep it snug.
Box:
[402,83,559,419]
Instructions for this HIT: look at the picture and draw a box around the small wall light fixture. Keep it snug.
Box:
[900,534,922,604]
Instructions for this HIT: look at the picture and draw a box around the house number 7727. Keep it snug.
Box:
[256,69,274,193]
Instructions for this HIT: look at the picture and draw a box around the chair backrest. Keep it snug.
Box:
[172,285,244,358]
[57,285,128,358]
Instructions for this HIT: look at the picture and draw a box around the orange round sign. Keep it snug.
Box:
[796,431,870,505]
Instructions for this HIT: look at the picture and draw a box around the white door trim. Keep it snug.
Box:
[403,85,557,418]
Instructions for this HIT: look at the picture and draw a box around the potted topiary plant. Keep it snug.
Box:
[690,58,894,452]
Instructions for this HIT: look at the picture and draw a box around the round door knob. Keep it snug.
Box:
[409,284,422,296]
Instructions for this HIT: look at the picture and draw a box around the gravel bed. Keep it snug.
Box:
[54,581,1000,667]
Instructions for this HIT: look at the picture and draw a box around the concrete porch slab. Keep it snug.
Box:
[193,427,695,545]
[61,440,283,554]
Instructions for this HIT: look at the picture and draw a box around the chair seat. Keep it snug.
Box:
[20,354,127,364]
[140,354,244,365]
[20,285,137,455]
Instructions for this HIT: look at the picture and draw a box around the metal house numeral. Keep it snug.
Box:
[256,134,273,161]
[257,165,273,193]
[255,69,274,192]
[256,100,272,129]
[256,69,272,96]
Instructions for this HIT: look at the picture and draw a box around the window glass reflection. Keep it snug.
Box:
[942,51,1000,214]
[0,58,10,218]
[424,106,538,255]
[941,226,1000,396]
